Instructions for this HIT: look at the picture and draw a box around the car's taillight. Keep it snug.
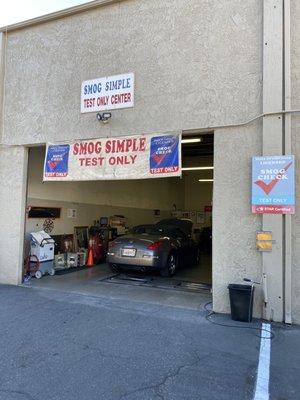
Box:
[147,241,163,250]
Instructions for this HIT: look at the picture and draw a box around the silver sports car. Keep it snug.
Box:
[107,219,199,277]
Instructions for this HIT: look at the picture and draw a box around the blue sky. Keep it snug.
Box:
[0,0,90,27]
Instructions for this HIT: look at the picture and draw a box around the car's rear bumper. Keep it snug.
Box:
[107,253,161,269]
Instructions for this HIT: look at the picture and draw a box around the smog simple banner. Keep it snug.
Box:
[81,73,134,113]
[43,133,181,181]
[252,155,295,214]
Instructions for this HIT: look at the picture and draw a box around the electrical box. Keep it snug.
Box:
[256,231,273,252]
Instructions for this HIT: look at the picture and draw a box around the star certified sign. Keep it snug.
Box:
[251,155,295,214]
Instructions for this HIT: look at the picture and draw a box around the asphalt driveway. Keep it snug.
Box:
[0,284,299,400]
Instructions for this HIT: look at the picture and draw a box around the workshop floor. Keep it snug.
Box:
[176,254,212,284]
[26,255,212,311]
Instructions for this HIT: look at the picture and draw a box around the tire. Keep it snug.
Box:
[35,270,42,279]
[49,268,55,276]
[109,263,121,273]
[160,253,178,277]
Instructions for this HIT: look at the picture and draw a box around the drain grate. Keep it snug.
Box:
[99,273,211,293]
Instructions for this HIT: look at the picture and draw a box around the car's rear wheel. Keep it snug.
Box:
[160,253,177,277]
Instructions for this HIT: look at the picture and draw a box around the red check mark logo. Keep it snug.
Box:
[255,161,292,195]
[47,160,59,170]
[153,154,165,165]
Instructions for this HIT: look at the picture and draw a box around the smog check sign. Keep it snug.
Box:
[81,73,134,113]
[252,155,295,214]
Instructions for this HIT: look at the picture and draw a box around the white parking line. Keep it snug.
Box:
[253,323,271,400]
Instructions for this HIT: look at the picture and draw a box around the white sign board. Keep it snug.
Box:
[81,72,134,113]
[67,209,77,219]
[43,133,181,181]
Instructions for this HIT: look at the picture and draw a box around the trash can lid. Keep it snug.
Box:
[228,284,253,291]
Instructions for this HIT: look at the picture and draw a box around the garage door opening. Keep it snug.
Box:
[23,133,213,293]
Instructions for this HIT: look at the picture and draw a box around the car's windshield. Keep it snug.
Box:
[129,225,180,237]
[130,220,190,238]
[147,226,185,238]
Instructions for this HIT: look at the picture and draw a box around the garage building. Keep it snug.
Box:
[0,0,300,324]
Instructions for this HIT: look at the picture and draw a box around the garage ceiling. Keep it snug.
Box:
[182,133,214,158]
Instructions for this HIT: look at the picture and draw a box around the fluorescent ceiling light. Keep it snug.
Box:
[182,166,214,171]
[182,138,202,144]
[198,179,214,182]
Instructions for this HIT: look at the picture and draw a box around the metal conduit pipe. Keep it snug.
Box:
[283,0,292,324]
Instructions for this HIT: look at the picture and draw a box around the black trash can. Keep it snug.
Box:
[228,284,254,322]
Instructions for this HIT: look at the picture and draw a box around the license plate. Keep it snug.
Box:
[121,248,136,257]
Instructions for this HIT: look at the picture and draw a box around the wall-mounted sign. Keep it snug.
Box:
[252,155,295,214]
[196,212,205,224]
[81,72,134,113]
[43,133,181,181]
[67,209,77,219]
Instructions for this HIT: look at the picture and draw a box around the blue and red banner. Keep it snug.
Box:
[43,133,181,181]
[252,155,295,214]
[150,135,180,175]
[44,144,70,178]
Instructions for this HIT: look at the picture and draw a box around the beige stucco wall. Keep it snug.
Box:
[290,0,300,324]
[0,146,27,284]
[26,197,171,236]
[2,0,262,146]
[0,0,264,315]
[213,121,263,317]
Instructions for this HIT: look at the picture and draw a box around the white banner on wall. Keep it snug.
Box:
[43,133,181,181]
[81,72,134,113]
